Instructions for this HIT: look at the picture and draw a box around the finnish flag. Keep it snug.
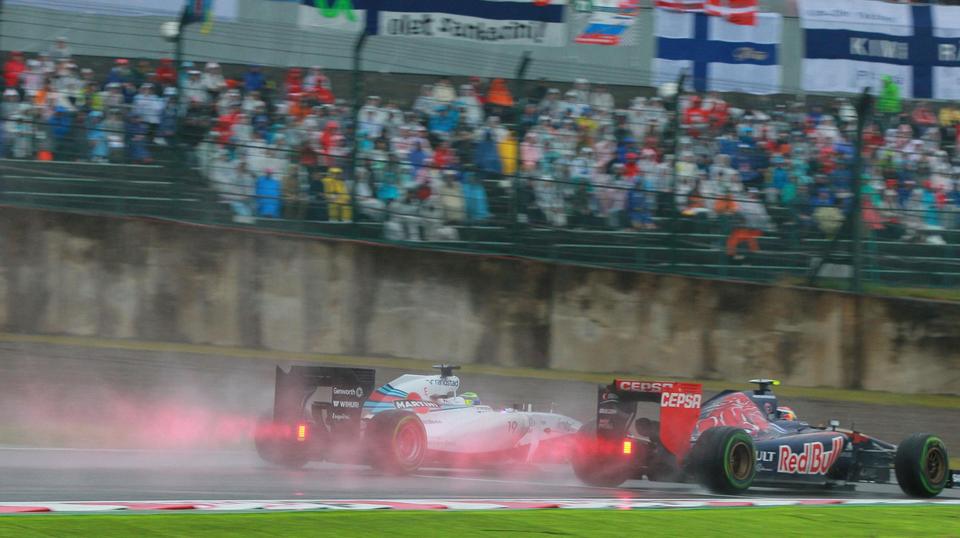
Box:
[654,9,782,95]
[800,0,960,100]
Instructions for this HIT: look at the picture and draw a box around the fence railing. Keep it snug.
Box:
[2,133,959,291]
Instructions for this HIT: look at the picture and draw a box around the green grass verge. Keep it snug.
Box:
[2,506,959,537]
[778,276,960,303]
[3,332,960,410]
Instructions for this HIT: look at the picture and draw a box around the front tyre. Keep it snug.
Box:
[367,410,427,475]
[688,426,755,494]
[895,433,949,498]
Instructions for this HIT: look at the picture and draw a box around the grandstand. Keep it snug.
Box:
[2,0,960,292]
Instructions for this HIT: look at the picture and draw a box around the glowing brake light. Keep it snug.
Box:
[296,423,308,442]
[622,440,633,455]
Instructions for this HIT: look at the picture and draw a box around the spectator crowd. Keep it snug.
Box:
[4,41,960,251]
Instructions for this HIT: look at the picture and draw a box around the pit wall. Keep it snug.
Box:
[1,207,957,395]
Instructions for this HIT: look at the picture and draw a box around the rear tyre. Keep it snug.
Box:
[571,421,634,487]
[689,426,755,494]
[253,413,309,469]
[367,410,427,475]
[895,433,948,498]
[646,452,681,482]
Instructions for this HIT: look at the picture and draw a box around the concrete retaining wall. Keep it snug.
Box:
[1,207,957,394]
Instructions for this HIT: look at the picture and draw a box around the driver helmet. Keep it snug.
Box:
[460,391,481,406]
[776,406,797,421]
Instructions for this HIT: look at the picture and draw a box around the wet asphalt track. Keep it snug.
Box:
[1,340,958,503]
[2,447,957,503]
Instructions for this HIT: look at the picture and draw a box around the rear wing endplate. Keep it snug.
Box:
[273,365,376,428]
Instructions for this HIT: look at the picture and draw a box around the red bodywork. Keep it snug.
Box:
[693,391,775,439]
[612,379,703,462]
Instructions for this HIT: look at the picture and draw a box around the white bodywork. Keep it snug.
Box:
[363,373,581,461]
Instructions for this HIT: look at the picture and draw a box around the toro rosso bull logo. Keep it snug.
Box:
[778,437,845,475]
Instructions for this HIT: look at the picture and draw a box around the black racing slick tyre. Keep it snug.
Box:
[571,421,634,488]
[253,413,309,469]
[895,433,949,498]
[368,410,427,475]
[689,426,756,494]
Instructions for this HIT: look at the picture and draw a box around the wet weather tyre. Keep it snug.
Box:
[647,453,681,483]
[368,410,427,475]
[895,433,948,498]
[571,421,633,487]
[253,413,309,469]
[689,426,755,494]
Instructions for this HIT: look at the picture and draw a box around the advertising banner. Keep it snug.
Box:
[7,0,237,19]
[298,0,566,46]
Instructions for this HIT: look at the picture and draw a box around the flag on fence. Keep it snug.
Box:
[705,0,757,26]
[654,8,781,93]
[655,0,758,26]
[655,0,704,11]
[182,0,215,33]
[574,0,640,46]
[799,0,960,100]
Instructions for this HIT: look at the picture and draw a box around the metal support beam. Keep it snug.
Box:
[513,51,532,138]
[348,31,369,224]
[173,8,188,151]
[807,88,873,290]
[668,71,687,270]
[849,89,873,293]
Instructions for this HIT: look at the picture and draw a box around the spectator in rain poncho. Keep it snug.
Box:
[384,188,423,241]
[727,190,772,258]
[475,129,502,178]
[455,85,484,127]
[462,172,491,222]
[87,110,108,161]
[877,75,902,127]
[436,170,466,224]
[256,168,282,218]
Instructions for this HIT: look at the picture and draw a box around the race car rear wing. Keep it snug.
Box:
[597,379,703,461]
[273,365,376,433]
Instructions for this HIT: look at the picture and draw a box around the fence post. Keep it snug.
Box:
[850,88,873,294]
[349,31,369,231]
[513,51,532,137]
[173,8,188,150]
[808,88,872,290]
[510,51,531,251]
[668,71,686,271]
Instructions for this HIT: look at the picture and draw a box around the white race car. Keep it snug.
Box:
[253,365,581,474]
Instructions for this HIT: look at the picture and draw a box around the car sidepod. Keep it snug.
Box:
[753,431,848,486]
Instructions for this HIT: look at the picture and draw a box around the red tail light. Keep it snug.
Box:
[622,440,633,455]
[296,423,308,442]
